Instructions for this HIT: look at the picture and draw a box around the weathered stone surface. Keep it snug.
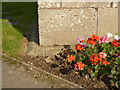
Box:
[39,8,97,46]
[113,2,118,8]
[89,2,112,8]
[27,42,64,57]
[62,2,118,8]
[37,1,119,8]
[90,2,118,8]
[45,46,64,56]
[27,43,45,57]
[38,0,61,9]
[98,8,118,37]
[62,2,92,8]
[118,2,120,36]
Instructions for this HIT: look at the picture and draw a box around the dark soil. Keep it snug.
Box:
[22,53,118,90]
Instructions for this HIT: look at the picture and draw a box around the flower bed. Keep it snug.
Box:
[65,33,120,88]
[23,33,120,89]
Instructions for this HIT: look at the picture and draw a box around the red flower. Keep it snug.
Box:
[111,39,120,47]
[90,53,110,65]
[74,62,85,71]
[91,34,99,41]
[86,34,99,45]
[100,58,110,65]
[75,44,84,51]
[86,38,96,45]
[90,53,99,65]
[67,55,75,62]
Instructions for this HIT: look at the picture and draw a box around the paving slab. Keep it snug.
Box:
[2,61,52,88]
[1,53,84,88]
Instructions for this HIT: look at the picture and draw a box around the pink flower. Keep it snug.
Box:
[77,37,84,43]
[99,52,107,58]
[98,35,109,44]
[98,40,102,44]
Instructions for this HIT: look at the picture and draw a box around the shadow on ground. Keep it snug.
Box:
[2,2,39,44]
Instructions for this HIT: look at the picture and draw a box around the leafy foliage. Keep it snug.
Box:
[63,33,120,88]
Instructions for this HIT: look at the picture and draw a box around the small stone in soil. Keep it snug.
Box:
[92,77,97,82]
[45,56,53,63]
[59,73,62,76]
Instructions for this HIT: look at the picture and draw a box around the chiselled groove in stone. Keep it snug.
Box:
[95,8,98,36]
[38,7,118,10]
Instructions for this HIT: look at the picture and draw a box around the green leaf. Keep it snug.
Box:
[118,81,120,87]
[114,61,118,64]
[90,72,95,78]
[90,70,98,78]
[110,78,116,84]
[103,48,107,52]
[111,69,116,74]
[82,70,87,76]
[115,81,119,88]
[65,59,67,63]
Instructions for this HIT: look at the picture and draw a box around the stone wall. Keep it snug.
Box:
[36,1,119,56]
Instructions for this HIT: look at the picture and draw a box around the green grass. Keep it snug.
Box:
[2,2,38,58]
[2,19,23,58]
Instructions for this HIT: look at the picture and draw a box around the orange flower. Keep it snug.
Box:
[67,55,75,63]
[90,53,110,65]
[75,44,84,51]
[112,39,119,47]
[74,62,85,71]
[91,34,99,41]
[100,58,110,65]
[86,38,96,45]
[86,34,99,45]
[90,53,99,65]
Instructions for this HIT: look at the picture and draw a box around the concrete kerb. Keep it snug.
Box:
[27,27,77,57]
[1,52,86,89]
[27,27,45,56]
